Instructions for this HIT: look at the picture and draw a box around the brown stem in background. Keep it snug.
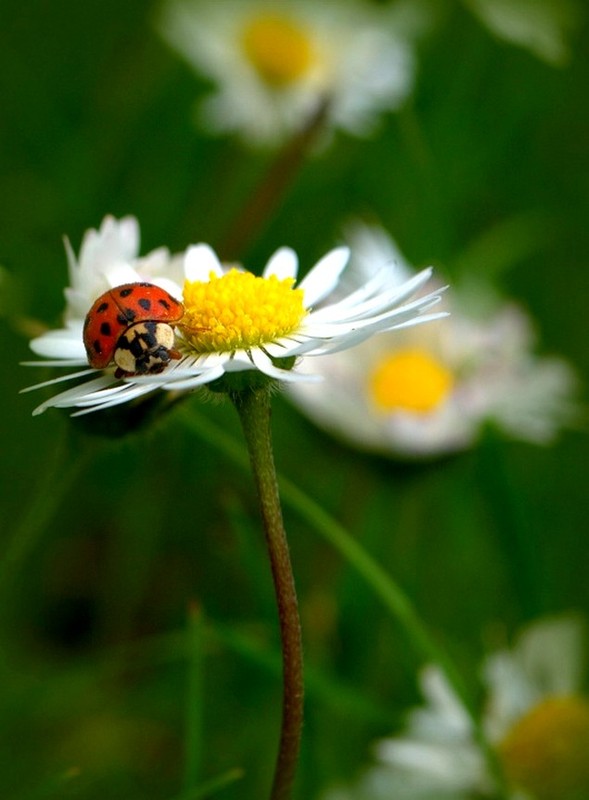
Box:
[219,97,329,261]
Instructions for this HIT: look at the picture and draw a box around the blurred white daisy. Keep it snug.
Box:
[325,615,589,800]
[158,0,415,147]
[22,216,445,416]
[287,224,577,458]
[464,0,581,66]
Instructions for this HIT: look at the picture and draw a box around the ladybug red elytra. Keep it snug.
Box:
[83,282,184,378]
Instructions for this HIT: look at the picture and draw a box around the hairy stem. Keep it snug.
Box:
[231,387,303,800]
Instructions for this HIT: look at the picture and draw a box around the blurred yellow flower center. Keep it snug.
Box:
[498,695,589,800]
[180,269,306,353]
[369,348,454,414]
[241,13,314,86]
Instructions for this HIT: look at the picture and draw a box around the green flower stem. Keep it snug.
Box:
[179,406,510,799]
[230,387,304,800]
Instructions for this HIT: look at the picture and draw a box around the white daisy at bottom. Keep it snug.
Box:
[325,616,589,800]
[287,224,577,458]
[22,216,445,416]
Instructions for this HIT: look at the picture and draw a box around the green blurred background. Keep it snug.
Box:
[1,1,588,798]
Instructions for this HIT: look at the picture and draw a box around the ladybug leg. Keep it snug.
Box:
[179,324,210,335]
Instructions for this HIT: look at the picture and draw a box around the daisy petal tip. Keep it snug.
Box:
[185,243,223,281]
[331,246,351,269]
[263,246,299,280]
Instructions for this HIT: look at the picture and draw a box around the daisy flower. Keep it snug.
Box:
[325,615,589,800]
[22,215,445,416]
[157,0,415,147]
[465,0,581,66]
[287,224,577,458]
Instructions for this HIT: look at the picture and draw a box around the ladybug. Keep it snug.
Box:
[83,282,184,378]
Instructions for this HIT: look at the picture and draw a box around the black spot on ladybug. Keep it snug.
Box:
[138,298,151,311]
[93,339,102,355]
[97,302,109,314]
[131,321,159,355]
[113,319,180,376]
[117,321,159,357]
[100,322,111,336]
[130,335,149,357]
[119,287,133,298]
[117,308,136,324]
[158,298,171,310]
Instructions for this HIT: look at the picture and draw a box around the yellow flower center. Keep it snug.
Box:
[241,13,315,87]
[498,696,589,800]
[180,269,306,353]
[368,348,454,414]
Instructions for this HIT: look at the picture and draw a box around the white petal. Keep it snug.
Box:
[30,330,87,360]
[282,368,323,384]
[104,263,145,287]
[344,222,415,286]
[516,615,585,696]
[125,354,222,385]
[161,364,226,390]
[193,351,232,369]
[262,337,306,357]
[32,375,117,415]
[222,351,256,371]
[70,383,159,416]
[263,247,299,281]
[303,293,444,338]
[78,215,140,274]
[310,268,436,323]
[292,309,446,359]
[249,349,318,383]
[482,619,585,740]
[143,276,184,298]
[316,267,391,312]
[20,368,97,393]
[76,383,140,404]
[295,330,374,356]
[298,247,351,306]
[377,738,483,791]
[419,666,473,734]
[184,244,224,282]
[483,652,537,740]
[379,310,449,331]
[277,338,325,357]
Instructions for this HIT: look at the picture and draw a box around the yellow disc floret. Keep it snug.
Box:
[241,13,315,87]
[180,269,306,353]
[498,695,589,800]
[369,348,454,414]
